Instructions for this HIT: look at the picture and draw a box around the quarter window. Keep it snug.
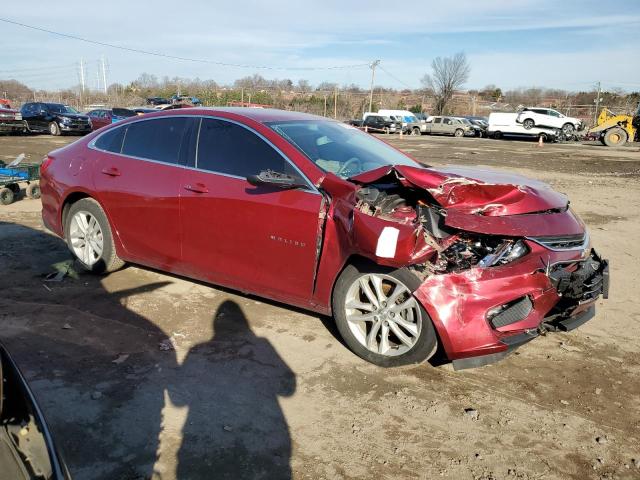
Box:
[196,118,295,179]
[94,126,126,153]
[122,117,190,164]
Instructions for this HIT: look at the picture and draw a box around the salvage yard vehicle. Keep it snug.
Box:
[86,108,138,130]
[0,101,26,134]
[588,107,639,147]
[424,116,474,137]
[40,108,609,369]
[489,112,560,141]
[516,107,583,134]
[348,114,398,133]
[20,103,92,136]
[377,109,425,135]
[0,341,72,479]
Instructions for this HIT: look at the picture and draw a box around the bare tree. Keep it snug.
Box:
[421,52,470,115]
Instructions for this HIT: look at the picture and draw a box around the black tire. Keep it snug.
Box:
[454,128,464,137]
[603,127,628,147]
[384,127,390,134]
[522,118,534,129]
[26,182,41,199]
[64,198,125,273]
[49,121,61,136]
[492,131,502,139]
[332,262,438,367]
[411,127,421,136]
[0,187,15,205]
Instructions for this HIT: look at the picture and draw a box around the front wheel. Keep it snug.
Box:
[65,198,125,273]
[0,187,15,205]
[522,118,534,129]
[49,122,61,136]
[332,263,438,367]
[562,123,575,135]
[454,128,464,137]
[411,127,421,136]
[26,182,41,199]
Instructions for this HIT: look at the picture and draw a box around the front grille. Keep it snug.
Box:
[528,233,587,251]
[489,296,533,328]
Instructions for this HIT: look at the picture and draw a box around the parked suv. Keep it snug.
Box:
[424,116,474,137]
[21,103,91,135]
[516,107,583,134]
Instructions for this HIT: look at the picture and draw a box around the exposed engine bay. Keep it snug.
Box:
[353,180,530,275]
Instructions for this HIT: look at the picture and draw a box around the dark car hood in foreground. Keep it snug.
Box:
[345,164,584,237]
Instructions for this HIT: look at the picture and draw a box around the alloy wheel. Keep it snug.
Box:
[69,211,104,266]
[344,274,422,356]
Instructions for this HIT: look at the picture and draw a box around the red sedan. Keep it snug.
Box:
[40,108,608,369]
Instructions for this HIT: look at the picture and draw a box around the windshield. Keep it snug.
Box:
[268,120,419,179]
[459,118,472,125]
[47,104,79,114]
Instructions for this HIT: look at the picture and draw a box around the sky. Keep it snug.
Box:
[1,0,640,92]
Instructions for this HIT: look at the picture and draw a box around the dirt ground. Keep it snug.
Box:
[1,133,639,480]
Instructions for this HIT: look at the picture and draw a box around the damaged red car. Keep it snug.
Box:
[40,109,609,369]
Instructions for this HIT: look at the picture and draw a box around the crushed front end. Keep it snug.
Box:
[323,164,609,369]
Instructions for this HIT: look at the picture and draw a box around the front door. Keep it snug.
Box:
[92,116,195,270]
[180,118,323,306]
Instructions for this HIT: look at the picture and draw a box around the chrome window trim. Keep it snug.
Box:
[526,231,590,252]
[87,114,319,194]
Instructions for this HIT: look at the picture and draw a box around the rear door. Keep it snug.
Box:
[179,117,323,305]
[431,117,444,134]
[91,116,195,269]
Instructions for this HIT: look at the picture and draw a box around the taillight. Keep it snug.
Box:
[40,156,54,173]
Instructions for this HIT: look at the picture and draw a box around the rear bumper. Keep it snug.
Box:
[413,245,609,369]
[0,120,26,132]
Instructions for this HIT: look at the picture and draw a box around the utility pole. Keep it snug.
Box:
[323,94,327,117]
[593,81,602,125]
[101,56,108,95]
[79,58,86,94]
[334,86,338,118]
[368,60,380,113]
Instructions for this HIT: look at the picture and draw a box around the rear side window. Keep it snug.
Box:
[434,118,442,124]
[122,117,190,164]
[196,119,290,178]
[94,126,126,153]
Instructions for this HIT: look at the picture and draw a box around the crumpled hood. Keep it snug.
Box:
[350,164,568,216]
[347,164,583,237]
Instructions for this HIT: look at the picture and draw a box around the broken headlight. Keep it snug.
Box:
[479,240,529,267]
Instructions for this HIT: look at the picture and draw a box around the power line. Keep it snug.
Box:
[0,17,371,72]
[378,65,417,90]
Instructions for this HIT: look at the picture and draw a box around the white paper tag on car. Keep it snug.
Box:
[376,227,399,258]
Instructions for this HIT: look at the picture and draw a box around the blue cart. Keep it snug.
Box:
[0,162,40,205]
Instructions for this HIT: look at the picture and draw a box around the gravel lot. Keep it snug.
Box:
[1,133,639,480]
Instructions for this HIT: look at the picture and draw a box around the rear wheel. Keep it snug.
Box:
[522,118,535,129]
[603,127,628,147]
[64,198,124,273]
[492,131,502,139]
[26,182,40,199]
[49,122,61,136]
[332,263,437,367]
[0,187,14,205]
[384,127,390,134]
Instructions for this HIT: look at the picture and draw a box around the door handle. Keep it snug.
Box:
[101,167,121,177]
[183,183,209,194]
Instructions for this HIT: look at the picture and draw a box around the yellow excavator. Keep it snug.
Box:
[589,103,639,147]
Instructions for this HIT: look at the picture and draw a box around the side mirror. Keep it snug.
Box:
[247,170,305,189]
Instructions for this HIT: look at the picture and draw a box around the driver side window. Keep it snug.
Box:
[196,118,302,182]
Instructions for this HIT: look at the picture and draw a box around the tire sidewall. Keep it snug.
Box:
[49,122,60,136]
[64,198,116,273]
[332,263,437,367]
[0,188,14,205]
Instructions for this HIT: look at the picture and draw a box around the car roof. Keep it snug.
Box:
[148,107,329,123]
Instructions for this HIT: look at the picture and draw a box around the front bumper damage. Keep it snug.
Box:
[423,248,609,370]
[317,164,610,369]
